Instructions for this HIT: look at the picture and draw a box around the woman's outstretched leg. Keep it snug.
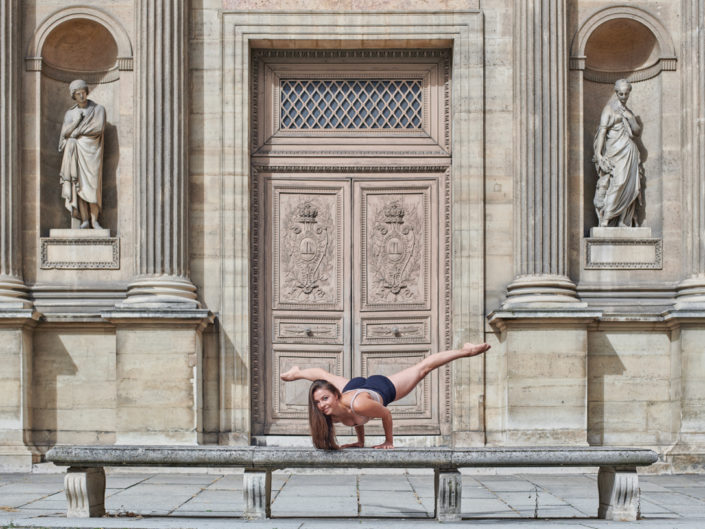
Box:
[280,366,349,393]
[387,342,490,401]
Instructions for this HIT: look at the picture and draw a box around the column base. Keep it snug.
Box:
[675,275,705,309]
[503,275,586,308]
[0,446,40,471]
[122,275,200,308]
[0,275,31,309]
[664,441,705,473]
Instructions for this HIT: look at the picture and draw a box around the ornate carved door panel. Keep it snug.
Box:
[262,179,351,433]
[258,175,446,436]
[353,180,441,434]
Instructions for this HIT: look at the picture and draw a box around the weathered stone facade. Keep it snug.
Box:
[1,0,703,472]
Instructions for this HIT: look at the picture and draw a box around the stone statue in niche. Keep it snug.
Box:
[592,79,644,227]
[59,79,105,229]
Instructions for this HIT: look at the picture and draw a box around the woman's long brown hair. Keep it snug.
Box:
[308,380,340,450]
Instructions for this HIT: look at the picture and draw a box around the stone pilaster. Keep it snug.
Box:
[506,0,579,307]
[124,0,198,307]
[0,0,29,309]
[664,0,705,469]
[677,0,705,308]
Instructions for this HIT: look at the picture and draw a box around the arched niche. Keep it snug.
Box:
[569,6,676,242]
[24,7,134,282]
[28,8,132,240]
[570,6,676,83]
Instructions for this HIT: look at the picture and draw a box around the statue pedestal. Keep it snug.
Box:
[40,229,119,270]
[585,227,662,270]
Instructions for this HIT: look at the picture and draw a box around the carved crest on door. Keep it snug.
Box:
[281,199,333,303]
[369,200,421,302]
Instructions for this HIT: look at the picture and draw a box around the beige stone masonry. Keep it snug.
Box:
[104,310,213,445]
[0,311,39,470]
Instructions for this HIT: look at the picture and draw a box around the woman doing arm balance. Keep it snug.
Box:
[280,342,491,449]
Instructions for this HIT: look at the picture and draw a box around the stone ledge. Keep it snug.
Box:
[46,445,659,469]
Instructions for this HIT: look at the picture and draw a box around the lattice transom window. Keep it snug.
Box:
[252,49,450,156]
[279,79,423,130]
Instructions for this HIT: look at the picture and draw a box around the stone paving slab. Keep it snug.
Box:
[2,471,705,528]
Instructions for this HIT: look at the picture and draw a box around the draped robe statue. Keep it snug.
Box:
[59,79,105,229]
[593,79,643,227]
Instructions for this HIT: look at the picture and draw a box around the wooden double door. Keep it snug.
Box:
[255,173,448,436]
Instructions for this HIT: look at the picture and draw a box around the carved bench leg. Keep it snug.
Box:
[435,467,462,522]
[65,467,105,518]
[598,466,640,521]
[243,468,271,519]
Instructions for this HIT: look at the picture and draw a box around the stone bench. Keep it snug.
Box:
[45,445,658,522]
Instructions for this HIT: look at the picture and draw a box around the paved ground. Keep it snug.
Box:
[1,469,705,528]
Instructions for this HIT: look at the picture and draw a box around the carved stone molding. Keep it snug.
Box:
[40,237,120,270]
[252,165,450,173]
[585,238,663,270]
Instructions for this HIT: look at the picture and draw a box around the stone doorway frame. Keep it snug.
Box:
[221,11,485,445]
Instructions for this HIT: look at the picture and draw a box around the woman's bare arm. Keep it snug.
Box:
[341,425,365,448]
[350,397,394,449]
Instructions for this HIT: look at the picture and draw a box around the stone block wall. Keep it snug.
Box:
[31,328,116,451]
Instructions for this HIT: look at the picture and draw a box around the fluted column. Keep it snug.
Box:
[124,0,198,306]
[677,0,705,307]
[0,0,29,309]
[504,0,580,306]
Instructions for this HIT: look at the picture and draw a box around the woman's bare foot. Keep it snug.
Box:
[461,342,491,357]
[280,366,301,381]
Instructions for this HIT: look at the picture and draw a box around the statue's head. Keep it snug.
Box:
[69,79,89,100]
[614,79,632,105]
